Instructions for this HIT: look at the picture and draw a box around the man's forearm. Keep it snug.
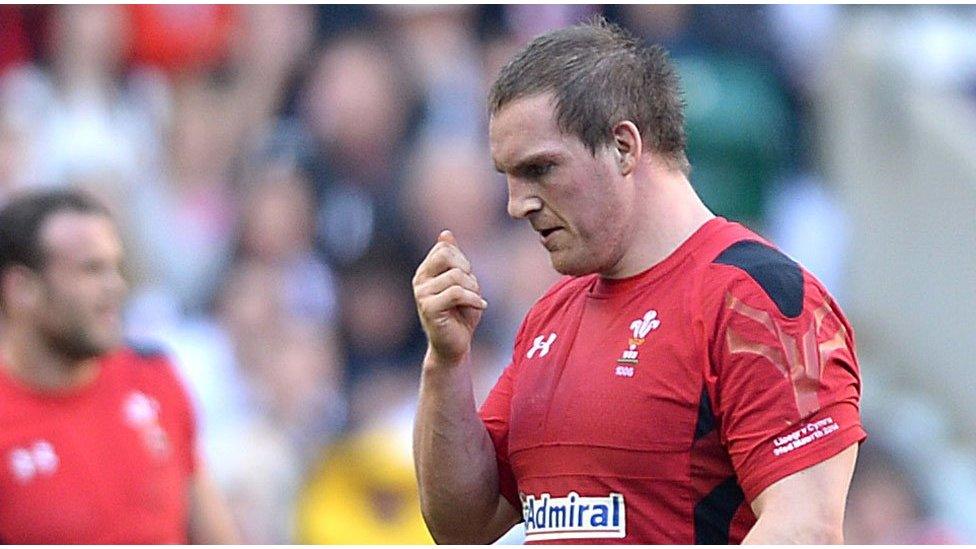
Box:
[743,444,857,544]
[742,513,843,544]
[414,357,503,543]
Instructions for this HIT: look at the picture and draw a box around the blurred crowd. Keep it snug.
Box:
[0,5,972,543]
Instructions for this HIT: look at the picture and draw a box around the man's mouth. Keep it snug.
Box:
[537,227,564,249]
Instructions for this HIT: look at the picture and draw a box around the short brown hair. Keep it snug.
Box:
[0,188,111,273]
[489,17,689,174]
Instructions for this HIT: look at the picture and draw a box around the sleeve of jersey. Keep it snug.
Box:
[709,274,866,503]
[478,359,520,510]
[153,355,200,477]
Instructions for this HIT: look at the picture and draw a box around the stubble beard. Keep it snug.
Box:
[548,238,615,277]
[40,322,115,362]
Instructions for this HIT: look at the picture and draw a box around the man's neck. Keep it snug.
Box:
[602,168,715,279]
[0,327,100,392]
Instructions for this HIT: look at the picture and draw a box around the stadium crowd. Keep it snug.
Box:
[0,4,972,543]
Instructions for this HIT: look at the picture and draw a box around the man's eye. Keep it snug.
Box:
[526,163,553,178]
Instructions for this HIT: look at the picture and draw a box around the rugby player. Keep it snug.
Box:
[413,19,864,544]
[0,189,238,543]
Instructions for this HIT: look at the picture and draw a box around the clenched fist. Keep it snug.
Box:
[412,230,487,366]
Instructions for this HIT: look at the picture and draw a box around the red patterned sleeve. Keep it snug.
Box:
[707,271,866,503]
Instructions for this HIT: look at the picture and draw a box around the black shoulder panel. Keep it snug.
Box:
[713,240,804,318]
[125,339,168,360]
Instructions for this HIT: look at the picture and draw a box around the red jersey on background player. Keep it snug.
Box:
[0,190,238,543]
[413,18,864,544]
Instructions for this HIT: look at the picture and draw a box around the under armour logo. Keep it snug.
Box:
[8,440,59,484]
[527,333,557,358]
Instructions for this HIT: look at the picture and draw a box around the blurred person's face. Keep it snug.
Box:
[305,38,405,161]
[404,143,502,246]
[621,5,690,40]
[10,212,127,359]
[845,468,921,544]
[169,84,228,183]
[216,261,282,342]
[51,5,129,78]
[258,324,340,424]
[386,5,474,75]
[241,174,314,261]
[0,116,31,196]
[490,93,636,277]
[342,270,412,357]
[215,262,284,386]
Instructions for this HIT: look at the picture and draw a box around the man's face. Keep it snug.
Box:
[32,212,127,359]
[490,94,635,276]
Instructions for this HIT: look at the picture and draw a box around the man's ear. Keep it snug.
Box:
[611,120,642,176]
[1,266,43,315]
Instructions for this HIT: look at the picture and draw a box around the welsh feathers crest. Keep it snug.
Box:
[629,310,661,343]
[616,310,662,376]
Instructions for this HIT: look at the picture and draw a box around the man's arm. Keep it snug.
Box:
[187,466,240,544]
[415,359,521,543]
[743,443,859,544]
[412,230,521,544]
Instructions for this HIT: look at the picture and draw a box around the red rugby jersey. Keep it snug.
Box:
[479,217,866,544]
[0,346,197,543]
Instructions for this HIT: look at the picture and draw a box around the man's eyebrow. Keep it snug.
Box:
[495,151,562,174]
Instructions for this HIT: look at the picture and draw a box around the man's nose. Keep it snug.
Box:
[506,178,543,219]
[108,268,128,296]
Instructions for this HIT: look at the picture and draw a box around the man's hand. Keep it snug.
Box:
[413,230,487,365]
[413,231,515,543]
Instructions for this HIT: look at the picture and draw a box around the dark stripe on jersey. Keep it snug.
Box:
[714,240,804,318]
[694,387,716,440]
[694,476,746,544]
[126,339,167,359]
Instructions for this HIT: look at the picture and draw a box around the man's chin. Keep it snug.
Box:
[66,336,121,361]
[548,251,599,277]
[94,336,124,356]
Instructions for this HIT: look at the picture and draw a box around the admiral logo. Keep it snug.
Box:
[521,492,626,541]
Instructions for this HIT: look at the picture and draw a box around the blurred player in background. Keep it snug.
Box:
[0,189,237,543]
[413,18,865,544]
